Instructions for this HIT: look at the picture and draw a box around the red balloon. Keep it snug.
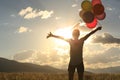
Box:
[93,4,104,15]
[82,11,95,23]
[96,12,106,20]
[86,18,98,28]
[92,0,102,6]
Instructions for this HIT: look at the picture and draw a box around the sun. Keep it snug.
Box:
[52,27,72,55]
[55,27,72,38]
[54,27,72,46]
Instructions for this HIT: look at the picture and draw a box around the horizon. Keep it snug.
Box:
[1,57,120,73]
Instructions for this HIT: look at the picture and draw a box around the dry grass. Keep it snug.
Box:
[0,72,120,80]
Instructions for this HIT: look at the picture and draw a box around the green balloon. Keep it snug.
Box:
[81,0,92,11]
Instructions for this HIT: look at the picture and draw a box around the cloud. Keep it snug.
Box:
[19,7,54,19]
[13,50,34,61]
[13,42,120,69]
[10,14,16,18]
[106,7,113,11]
[17,26,32,33]
[39,10,54,19]
[19,7,33,16]
[80,44,120,69]
[85,47,120,64]
[92,33,120,44]
[72,4,77,7]
[13,49,69,69]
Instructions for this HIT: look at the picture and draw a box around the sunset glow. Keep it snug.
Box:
[54,27,73,46]
[53,26,93,47]
[1,0,120,70]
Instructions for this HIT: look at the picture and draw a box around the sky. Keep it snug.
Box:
[0,0,120,70]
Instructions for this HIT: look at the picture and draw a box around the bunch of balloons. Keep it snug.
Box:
[79,0,106,28]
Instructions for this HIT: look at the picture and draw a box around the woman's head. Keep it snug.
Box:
[72,29,80,39]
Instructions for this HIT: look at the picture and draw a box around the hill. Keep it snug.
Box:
[0,57,63,73]
[0,57,92,74]
[87,66,120,73]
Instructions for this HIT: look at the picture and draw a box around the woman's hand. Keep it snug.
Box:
[97,26,102,30]
[46,32,53,38]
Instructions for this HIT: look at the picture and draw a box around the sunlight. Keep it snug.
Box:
[53,26,92,46]
[55,27,72,39]
[85,36,93,44]
[52,26,93,56]
[54,27,73,46]
[52,26,72,56]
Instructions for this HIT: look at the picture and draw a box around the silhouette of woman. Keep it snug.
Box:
[47,24,102,80]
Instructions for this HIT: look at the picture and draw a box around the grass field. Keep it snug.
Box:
[0,72,120,80]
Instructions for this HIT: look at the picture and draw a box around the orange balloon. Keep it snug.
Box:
[96,12,106,20]
[92,0,102,6]
[82,11,94,23]
[93,4,104,15]
[86,18,98,28]
[81,0,92,11]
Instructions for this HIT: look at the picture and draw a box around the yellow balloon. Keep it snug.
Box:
[81,0,92,11]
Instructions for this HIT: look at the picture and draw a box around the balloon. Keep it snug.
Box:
[93,4,104,15]
[79,10,85,18]
[92,0,102,6]
[86,18,98,28]
[82,11,94,23]
[96,12,106,20]
[81,0,92,11]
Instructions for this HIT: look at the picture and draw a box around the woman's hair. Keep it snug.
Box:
[72,29,80,38]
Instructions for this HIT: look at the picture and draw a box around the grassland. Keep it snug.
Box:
[0,72,120,80]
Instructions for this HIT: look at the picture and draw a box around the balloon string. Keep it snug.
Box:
[98,21,102,27]
[72,18,83,29]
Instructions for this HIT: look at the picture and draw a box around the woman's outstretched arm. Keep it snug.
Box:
[82,26,102,40]
[46,32,70,42]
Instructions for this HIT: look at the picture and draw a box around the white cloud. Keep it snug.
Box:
[106,6,115,11]
[17,26,32,33]
[72,4,77,7]
[13,49,69,69]
[106,7,113,11]
[19,7,54,19]
[85,47,120,64]
[10,14,16,17]
[92,33,120,44]
[40,10,54,19]
[84,43,120,69]
[19,7,33,16]
[24,10,39,19]
[13,50,34,61]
